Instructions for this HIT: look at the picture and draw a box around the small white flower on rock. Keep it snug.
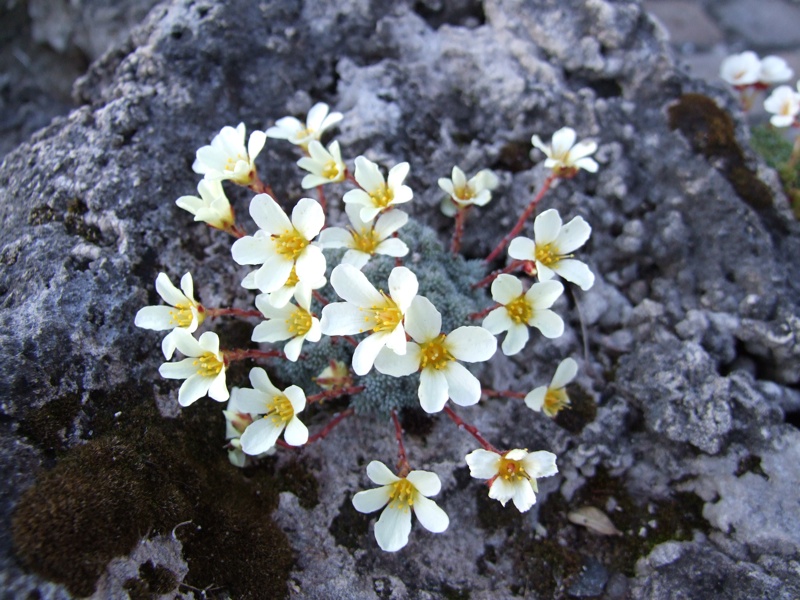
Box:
[352,460,449,552]
[758,55,793,85]
[318,203,409,269]
[158,329,228,406]
[438,166,499,217]
[320,264,418,375]
[720,51,761,87]
[343,156,413,222]
[764,84,800,128]
[266,102,343,149]
[236,367,309,454]
[135,272,206,359]
[465,448,558,512]
[525,357,578,417]
[508,208,594,290]
[175,179,235,231]
[193,122,266,186]
[375,296,497,413]
[252,286,321,361]
[531,127,598,176]
[223,387,275,468]
[297,140,347,188]
[231,195,326,293]
[482,275,564,355]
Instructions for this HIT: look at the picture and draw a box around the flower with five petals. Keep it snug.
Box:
[252,286,321,362]
[297,140,347,188]
[158,329,228,406]
[192,122,266,186]
[176,179,235,231]
[764,84,800,127]
[531,127,598,177]
[438,166,498,217]
[525,357,578,417]
[266,102,343,149]
[343,156,413,222]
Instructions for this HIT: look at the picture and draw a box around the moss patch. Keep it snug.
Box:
[12,396,294,598]
[553,385,597,434]
[750,124,800,218]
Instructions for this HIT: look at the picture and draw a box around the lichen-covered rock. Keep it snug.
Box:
[1,0,800,598]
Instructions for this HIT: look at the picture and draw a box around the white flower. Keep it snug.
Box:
[236,367,309,454]
[720,51,761,87]
[320,264,418,375]
[508,208,595,290]
[242,269,326,309]
[352,461,449,552]
[266,102,343,148]
[192,122,267,185]
[375,296,497,413]
[318,203,409,269]
[758,55,793,85]
[764,85,800,128]
[158,329,228,406]
[525,357,578,417]
[231,195,326,293]
[175,179,235,230]
[438,166,499,216]
[531,127,598,176]
[343,156,413,222]
[297,140,347,188]
[223,387,275,468]
[252,286,321,361]
[482,275,564,356]
[466,448,558,512]
[135,272,206,359]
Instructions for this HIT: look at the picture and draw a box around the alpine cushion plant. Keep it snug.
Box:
[137,101,601,553]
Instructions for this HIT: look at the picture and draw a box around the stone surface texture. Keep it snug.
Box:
[1,0,800,598]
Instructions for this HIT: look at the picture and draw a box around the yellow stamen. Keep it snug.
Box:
[419,334,453,371]
[287,307,313,336]
[371,293,402,333]
[497,456,531,483]
[543,388,570,417]
[275,229,309,261]
[265,394,295,425]
[534,242,560,266]
[350,227,380,255]
[455,186,474,201]
[169,303,195,328]
[193,352,223,377]
[505,296,532,325]
[322,160,340,180]
[285,266,300,287]
[370,183,394,208]
[388,478,415,511]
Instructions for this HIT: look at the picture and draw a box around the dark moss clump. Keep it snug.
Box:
[12,398,294,598]
[329,496,371,551]
[124,561,178,598]
[667,94,775,215]
[735,454,768,479]
[553,385,596,434]
[16,391,82,453]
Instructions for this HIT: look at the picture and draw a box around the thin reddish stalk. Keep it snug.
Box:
[485,172,557,264]
[469,304,499,321]
[223,348,284,364]
[451,207,468,254]
[482,388,525,399]
[205,307,262,319]
[312,290,329,306]
[471,260,526,290]
[443,406,501,454]
[306,386,365,404]
[316,185,327,212]
[306,408,355,444]
[391,410,411,477]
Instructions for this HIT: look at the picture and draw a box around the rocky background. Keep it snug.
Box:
[1,0,800,598]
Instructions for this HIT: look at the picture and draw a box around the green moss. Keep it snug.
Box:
[750,125,800,218]
[12,396,294,598]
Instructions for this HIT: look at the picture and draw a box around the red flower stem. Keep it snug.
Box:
[485,172,558,264]
[312,290,329,306]
[316,185,327,213]
[249,173,275,197]
[443,406,501,454]
[391,410,411,477]
[469,304,499,321]
[306,386,365,404]
[482,388,525,399]
[205,307,262,319]
[345,170,358,185]
[451,207,468,254]
[226,224,247,238]
[471,260,526,290]
[223,348,284,364]
[306,408,355,444]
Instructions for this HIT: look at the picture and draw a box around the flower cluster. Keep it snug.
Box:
[136,103,600,552]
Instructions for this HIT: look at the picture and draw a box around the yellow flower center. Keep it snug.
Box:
[287,307,313,336]
[369,293,402,333]
[322,160,340,180]
[535,242,560,266]
[419,334,453,371]
[285,266,300,287]
[388,478,415,511]
[497,457,531,483]
[505,295,532,325]
[275,229,309,261]
[455,185,474,201]
[543,388,570,416]
[169,303,196,328]
[370,183,394,208]
[350,227,380,254]
[193,352,223,377]
[266,394,295,426]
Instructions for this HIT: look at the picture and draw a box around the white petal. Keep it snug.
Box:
[388,266,418,312]
[341,250,371,270]
[249,366,282,397]
[231,236,270,265]
[374,344,421,377]
[491,274,523,305]
[406,470,441,496]
[320,302,373,336]
[511,480,537,512]
[291,197,325,240]
[574,157,599,173]
[172,329,204,357]
[305,102,329,131]
[488,477,514,506]
[536,262,556,281]
[159,357,199,379]
[501,323,529,356]
[353,156,385,191]
[465,449,501,479]
[295,245,327,285]
[375,238,409,258]
[507,236,536,261]
[248,130,267,160]
[387,162,410,189]
[526,280,564,309]
[252,319,292,343]
[533,209,562,246]
[240,417,283,455]
[419,368,449,413]
[254,257,294,293]
[443,362,481,406]
[556,216,592,254]
[330,264,383,307]
[383,323,409,355]
[524,386,547,412]
[482,307,513,334]
[135,306,177,330]
[404,296,441,343]
[367,460,400,485]
[522,451,558,478]
[250,194,292,234]
[283,416,309,446]
[155,273,186,306]
[552,259,595,290]
[529,310,564,339]
[551,127,577,157]
[551,357,578,389]
[161,331,178,359]
[317,227,352,249]
[413,495,449,533]
[352,486,391,513]
[352,332,388,375]
[374,505,412,552]
[178,374,213,407]
[284,385,307,414]
[236,388,270,414]
[446,326,497,362]
[374,209,409,238]
[283,336,304,361]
